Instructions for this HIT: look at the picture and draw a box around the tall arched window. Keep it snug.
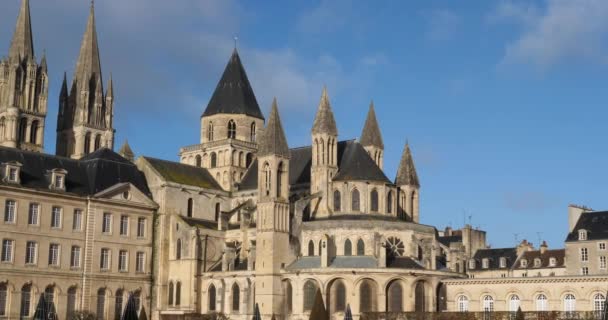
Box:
[30,120,39,144]
[387,281,403,312]
[246,153,253,168]
[536,294,548,312]
[277,162,284,198]
[410,191,416,216]
[210,152,217,168]
[333,190,341,211]
[195,155,202,167]
[457,295,469,312]
[18,118,27,143]
[84,132,91,154]
[483,295,494,312]
[387,191,393,213]
[359,280,377,312]
[509,295,520,312]
[97,288,106,319]
[114,289,123,320]
[176,239,182,260]
[370,189,379,212]
[95,134,101,151]
[320,139,325,165]
[344,239,352,256]
[0,283,7,317]
[227,120,236,139]
[594,293,605,315]
[250,122,256,142]
[564,294,576,312]
[20,284,31,318]
[175,282,181,306]
[168,282,174,305]
[357,239,365,255]
[308,240,315,256]
[67,287,77,318]
[208,285,216,311]
[264,162,271,196]
[44,286,55,309]
[351,189,360,211]
[208,121,214,141]
[415,281,426,312]
[334,281,346,313]
[232,283,240,312]
[285,281,293,314]
[215,203,220,222]
[187,198,193,218]
[303,280,317,311]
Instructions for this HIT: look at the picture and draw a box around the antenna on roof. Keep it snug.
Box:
[513,233,520,244]
[536,232,543,246]
[233,35,239,50]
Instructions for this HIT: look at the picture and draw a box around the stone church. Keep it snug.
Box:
[1,1,607,320]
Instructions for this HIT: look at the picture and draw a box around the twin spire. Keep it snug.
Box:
[395,142,420,187]
[258,98,290,158]
[312,87,338,136]
[74,1,103,86]
[360,101,384,149]
[9,0,34,60]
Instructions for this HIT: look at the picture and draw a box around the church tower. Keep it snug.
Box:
[360,101,384,169]
[395,142,420,222]
[255,99,291,318]
[0,0,48,152]
[179,48,265,190]
[56,3,114,159]
[310,87,338,218]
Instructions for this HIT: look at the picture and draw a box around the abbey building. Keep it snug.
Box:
[0,1,607,320]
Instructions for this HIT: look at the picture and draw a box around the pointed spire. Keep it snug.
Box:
[40,50,47,72]
[74,1,103,85]
[106,73,113,99]
[118,140,134,162]
[360,100,384,149]
[60,72,68,98]
[395,141,420,187]
[312,86,338,136]
[258,98,290,158]
[9,0,34,60]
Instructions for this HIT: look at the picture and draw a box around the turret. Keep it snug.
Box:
[310,87,338,218]
[118,140,135,162]
[395,142,420,222]
[360,100,384,169]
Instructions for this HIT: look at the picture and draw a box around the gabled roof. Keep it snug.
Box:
[311,87,338,136]
[395,142,420,187]
[9,0,34,60]
[202,49,264,120]
[566,211,608,242]
[472,247,517,270]
[360,101,384,149]
[141,157,222,190]
[0,147,151,197]
[258,99,289,158]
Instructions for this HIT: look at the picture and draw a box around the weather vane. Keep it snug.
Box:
[234,36,239,49]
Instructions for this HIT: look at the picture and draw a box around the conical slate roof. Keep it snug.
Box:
[258,98,290,158]
[74,2,103,86]
[202,49,264,120]
[9,0,34,60]
[360,101,384,149]
[395,142,420,187]
[312,87,338,136]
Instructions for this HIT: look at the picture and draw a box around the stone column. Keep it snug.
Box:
[89,133,96,153]
[25,118,31,143]
[36,124,44,146]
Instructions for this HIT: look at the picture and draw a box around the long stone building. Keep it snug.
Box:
[0,1,607,320]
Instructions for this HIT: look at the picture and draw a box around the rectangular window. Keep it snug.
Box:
[25,241,37,264]
[137,217,146,238]
[70,246,81,268]
[102,213,112,233]
[120,215,129,236]
[28,203,39,225]
[136,252,145,272]
[8,167,18,182]
[48,244,60,266]
[51,206,62,228]
[54,175,64,189]
[582,267,589,275]
[73,209,83,231]
[600,256,607,270]
[581,248,589,262]
[100,248,110,270]
[119,250,128,272]
[600,243,606,251]
[1,239,13,262]
[4,200,15,223]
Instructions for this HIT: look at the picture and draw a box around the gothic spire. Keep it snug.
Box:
[106,74,114,99]
[40,50,47,72]
[118,140,135,162]
[60,72,68,99]
[360,100,384,149]
[258,98,290,158]
[74,1,103,85]
[9,0,35,60]
[312,86,338,136]
[395,142,420,187]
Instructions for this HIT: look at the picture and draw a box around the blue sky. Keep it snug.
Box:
[2,0,608,249]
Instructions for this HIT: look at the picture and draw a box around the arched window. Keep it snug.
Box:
[564,294,576,312]
[285,281,293,314]
[18,118,27,143]
[176,239,182,260]
[246,153,253,168]
[168,282,174,305]
[132,291,141,312]
[509,295,520,312]
[415,281,426,312]
[357,239,365,256]
[30,120,39,144]
[95,134,101,151]
[387,281,403,312]
[227,120,236,139]
[277,162,284,198]
[195,155,201,167]
[483,295,494,312]
[208,285,216,311]
[370,189,379,212]
[334,281,346,313]
[44,286,55,309]
[387,191,393,213]
[308,240,315,256]
[208,121,214,141]
[264,162,271,196]
[457,295,469,312]
[114,289,123,320]
[84,132,91,154]
[215,203,220,222]
[0,283,7,316]
[187,198,193,218]
[351,189,360,211]
[97,288,106,319]
[232,283,240,312]
[210,152,217,168]
[67,287,77,318]
[250,122,256,142]
[344,239,352,256]
[20,284,31,318]
[536,294,548,312]
[360,280,377,312]
[175,282,181,306]
[320,139,325,165]
[333,190,341,211]
[410,191,416,217]
[594,293,605,315]
[303,280,317,311]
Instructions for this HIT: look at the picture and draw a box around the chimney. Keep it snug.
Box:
[517,239,533,256]
[568,205,590,232]
[540,241,548,254]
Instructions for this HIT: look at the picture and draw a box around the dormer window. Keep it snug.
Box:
[579,230,588,241]
[482,258,489,269]
[549,257,557,267]
[3,162,22,184]
[500,257,507,268]
[48,169,67,191]
[8,168,17,182]
[521,259,528,268]
[534,258,542,267]
[468,259,476,270]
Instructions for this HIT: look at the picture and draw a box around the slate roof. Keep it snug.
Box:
[0,147,151,197]
[181,216,218,230]
[202,49,264,120]
[142,156,222,190]
[438,235,463,247]
[286,256,378,270]
[471,247,518,270]
[515,249,565,269]
[238,140,390,191]
[258,99,289,158]
[360,101,384,149]
[566,211,608,242]
[387,257,425,269]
